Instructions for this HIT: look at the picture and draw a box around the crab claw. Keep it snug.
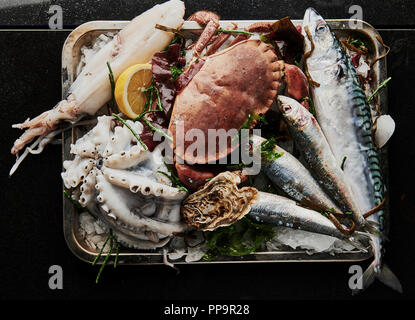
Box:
[284,64,310,108]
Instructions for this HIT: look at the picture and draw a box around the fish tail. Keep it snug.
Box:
[344,238,368,253]
[352,261,402,294]
[362,220,385,238]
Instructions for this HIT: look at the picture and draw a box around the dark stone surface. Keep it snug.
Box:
[0,0,414,28]
[1,0,415,302]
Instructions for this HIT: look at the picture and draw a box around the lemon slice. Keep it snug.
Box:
[114,63,153,119]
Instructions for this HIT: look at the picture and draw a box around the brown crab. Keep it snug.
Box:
[168,12,310,189]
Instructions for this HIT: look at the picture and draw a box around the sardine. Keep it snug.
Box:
[251,135,341,214]
[249,192,367,251]
[302,8,401,293]
[278,95,367,229]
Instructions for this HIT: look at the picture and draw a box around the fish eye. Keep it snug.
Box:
[316,21,326,33]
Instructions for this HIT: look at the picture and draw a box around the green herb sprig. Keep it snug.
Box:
[341,156,347,170]
[63,190,94,217]
[217,28,254,36]
[226,162,250,171]
[63,190,120,283]
[170,65,183,81]
[132,81,172,141]
[162,34,183,51]
[232,111,267,144]
[260,137,284,162]
[157,161,188,192]
[367,77,392,102]
[107,62,115,99]
[92,229,120,284]
[349,38,368,52]
[301,96,316,116]
[106,62,118,113]
[112,113,148,150]
[141,117,173,142]
[203,217,276,260]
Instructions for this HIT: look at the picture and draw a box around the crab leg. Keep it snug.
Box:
[228,33,251,46]
[10,0,185,168]
[187,10,220,57]
[205,22,238,56]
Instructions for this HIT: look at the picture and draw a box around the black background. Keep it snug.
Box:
[1,0,414,302]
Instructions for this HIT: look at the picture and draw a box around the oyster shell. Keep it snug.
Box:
[62,115,188,249]
[181,171,258,231]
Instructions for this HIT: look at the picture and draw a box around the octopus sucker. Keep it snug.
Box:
[61,156,96,189]
[79,168,97,207]
[103,145,147,169]
[101,166,186,200]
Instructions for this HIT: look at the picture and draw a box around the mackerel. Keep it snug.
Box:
[302,8,401,292]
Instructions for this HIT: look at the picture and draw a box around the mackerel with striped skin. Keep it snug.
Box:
[302,8,401,293]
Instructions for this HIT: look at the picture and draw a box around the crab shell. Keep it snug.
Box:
[169,39,283,164]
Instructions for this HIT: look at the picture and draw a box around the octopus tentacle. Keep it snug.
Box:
[61,115,187,250]
[61,156,95,188]
[116,232,171,250]
[79,168,97,207]
[95,170,187,236]
[70,130,98,158]
[91,115,113,154]
[102,120,143,157]
[101,166,187,200]
[103,145,148,169]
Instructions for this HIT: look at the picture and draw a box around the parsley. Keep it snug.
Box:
[349,38,368,52]
[203,217,276,260]
[170,65,183,81]
[260,137,284,162]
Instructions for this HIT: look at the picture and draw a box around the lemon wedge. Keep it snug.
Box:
[114,63,153,119]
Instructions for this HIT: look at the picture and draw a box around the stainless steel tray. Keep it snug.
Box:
[62,19,387,265]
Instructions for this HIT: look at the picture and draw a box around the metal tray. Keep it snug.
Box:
[62,19,388,265]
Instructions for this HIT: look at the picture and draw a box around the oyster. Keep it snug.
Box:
[181,171,258,231]
[62,115,188,249]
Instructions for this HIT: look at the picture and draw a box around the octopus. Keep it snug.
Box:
[62,115,188,249]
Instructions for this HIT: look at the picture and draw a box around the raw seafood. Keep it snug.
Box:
[251,135,341,213]
[302,7,401,292]
[10,0,185,173]
[170,39,282,164]
[181,171,258,231]
[62,115,188,249]
[278,95,367,229]
[182,171,366,250]
[250,192,367,250]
